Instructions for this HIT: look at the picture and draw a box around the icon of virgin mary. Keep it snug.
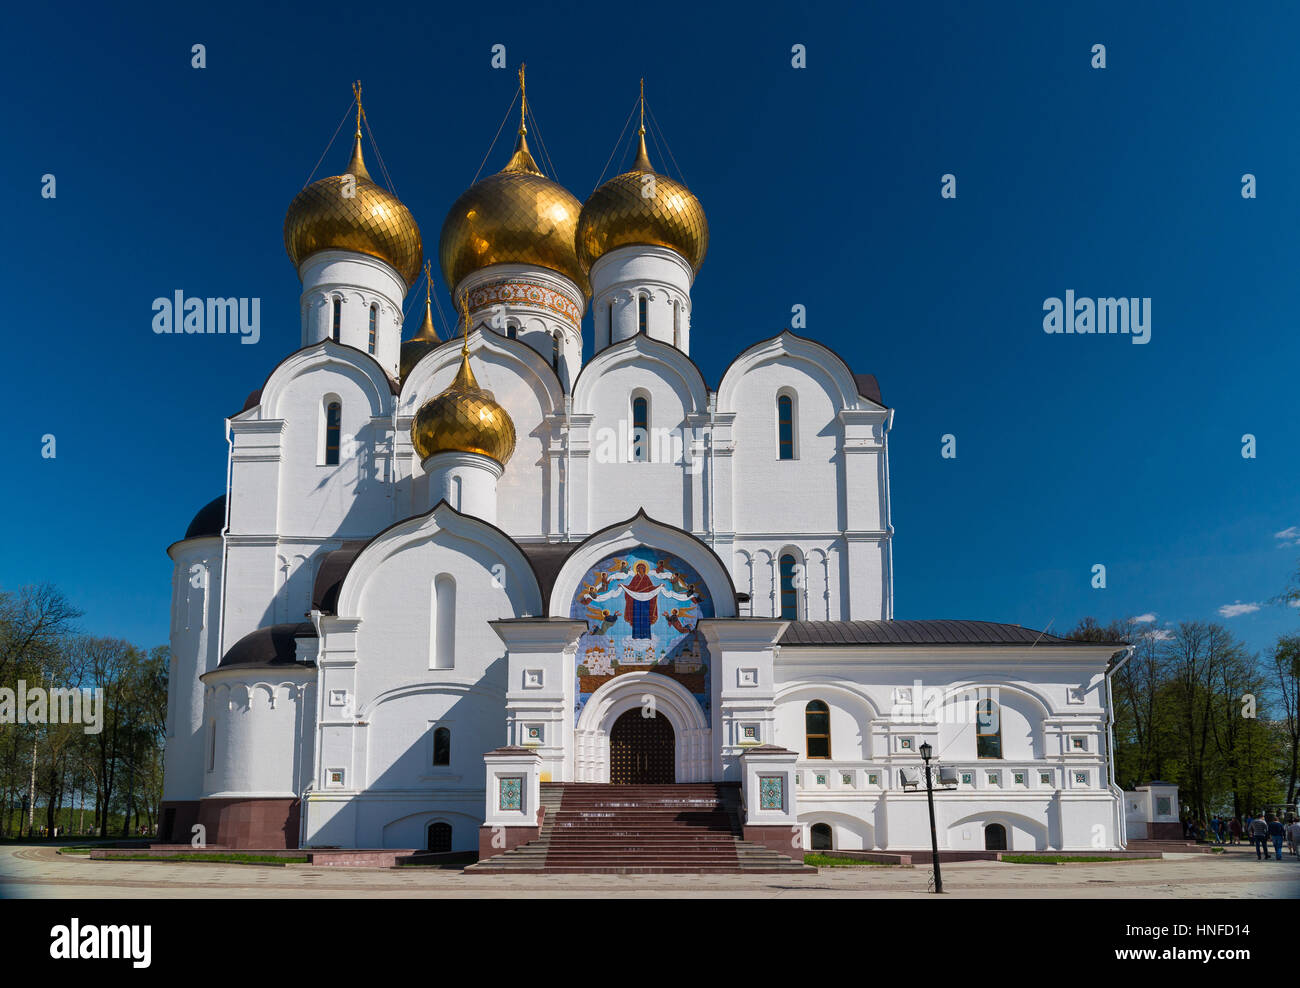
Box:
[621,561,661,639]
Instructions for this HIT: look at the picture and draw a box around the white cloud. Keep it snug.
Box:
[1274,526,1300,546]
[1132,612,1157,624]
[1290,599,1300,609]
[1218,602,1261,618]
[1144,628,1173,641]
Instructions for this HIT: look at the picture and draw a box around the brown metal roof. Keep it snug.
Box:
[779,620,1116,647]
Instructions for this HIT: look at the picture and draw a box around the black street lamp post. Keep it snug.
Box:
[919,741,943,894]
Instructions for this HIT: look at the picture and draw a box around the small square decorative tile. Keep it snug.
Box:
[759,775,784,810]
[327,769,344,787]
[815,772,827,786]
[899,737,913,751]
[523,669,543,689]
[499,775,523,811]
[986,772,999,786]
[525,725,542,744]
[1040,771,1053,785]
[1072,736,1086,750]
[867,773,878,785]
[1073,771,1088,786]
[841,773,852,786]
[1013,772,1025,785]
[742,724,758,741]
[961,772,973,785]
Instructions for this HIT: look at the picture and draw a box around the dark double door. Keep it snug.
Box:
[609,708,676,784]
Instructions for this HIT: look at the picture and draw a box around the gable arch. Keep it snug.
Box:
[572,334,709,417]
[547,509,736,619]
[334,501,543,620]
[717,330,874,414]
[245,340,397,422]
[398,328,564,418]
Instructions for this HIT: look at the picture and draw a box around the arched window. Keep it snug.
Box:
[984,823,1007,851]
[638,294,648,334]
[433,727,451,767]
[331,298,341,342]
[206,719,216,772]
[779,553,799,619]
[777,393,795,460]
[631,395,649,462]
[431,575,455,669]
[976,699,1002,758]
[324,401,341,465]
[673,301,681,348]
[427,821,452,853]
[506,320,518,340]
[368,304,377,354]
[450,475,462,512]
[805,700,830,759]
[552,331,561,369]
[607,301,615,342]
[810,823,833,850]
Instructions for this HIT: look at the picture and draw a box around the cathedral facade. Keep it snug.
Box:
[160,85,1128,860]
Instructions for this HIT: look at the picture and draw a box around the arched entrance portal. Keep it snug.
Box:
[984,823,1007,851]
[609,709,675,784]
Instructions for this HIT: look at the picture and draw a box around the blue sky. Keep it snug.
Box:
[1,0,1296,658]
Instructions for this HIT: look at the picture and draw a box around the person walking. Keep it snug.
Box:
[1249,814,1270,859]
[1286,818,1300,858]
[1268,816,1286,861]
[1229,816,1242,846]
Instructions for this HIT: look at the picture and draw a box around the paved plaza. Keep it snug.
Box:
[0,843,1296,899]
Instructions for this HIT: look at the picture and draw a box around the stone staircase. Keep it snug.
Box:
[466,783,814,874]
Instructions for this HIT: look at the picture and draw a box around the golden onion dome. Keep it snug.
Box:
[411,346,516,466]
[438,130,588,296]
[400,283,441,381]
[577,129,708,275]
[284,132,423,288]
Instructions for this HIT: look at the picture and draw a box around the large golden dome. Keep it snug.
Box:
[284,133,423,288]
[438,131,588,296]
[411,346,516,466]
[577,130,708,275]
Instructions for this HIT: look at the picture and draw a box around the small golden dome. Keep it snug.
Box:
[400,276,442,381]
[284,133,423,288]
[577,129,708,275]
[411,347,516,466]
[438,130,588,296]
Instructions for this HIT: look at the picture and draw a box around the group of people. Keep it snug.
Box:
[1189,813,1300,860]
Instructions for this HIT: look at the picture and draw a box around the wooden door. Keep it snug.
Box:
[609,708,676,784]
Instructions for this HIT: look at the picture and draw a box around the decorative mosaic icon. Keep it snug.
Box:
[1072,737,1086,750]
[868,773,878,785]
[759,775,784,810]
[961,772,973,785]
[815,772,827,786]
[525,725,542,743]
[1013,772,1025,785]
[1073,771,1087,786]
[742,724,757,740]
[841,773,852,786]
[499,776,523,811]
[899,737,913,750]
[1040,771,1052,785]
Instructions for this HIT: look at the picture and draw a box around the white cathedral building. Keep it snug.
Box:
[161,81,1129,866]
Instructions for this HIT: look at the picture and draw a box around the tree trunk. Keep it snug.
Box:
[26,738,37,837]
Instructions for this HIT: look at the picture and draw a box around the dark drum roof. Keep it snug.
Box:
[312,541,371,613]
[779,620,1112,647]
[219,622,318,668]
[184,495,226,540]
[853,373,884,407]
